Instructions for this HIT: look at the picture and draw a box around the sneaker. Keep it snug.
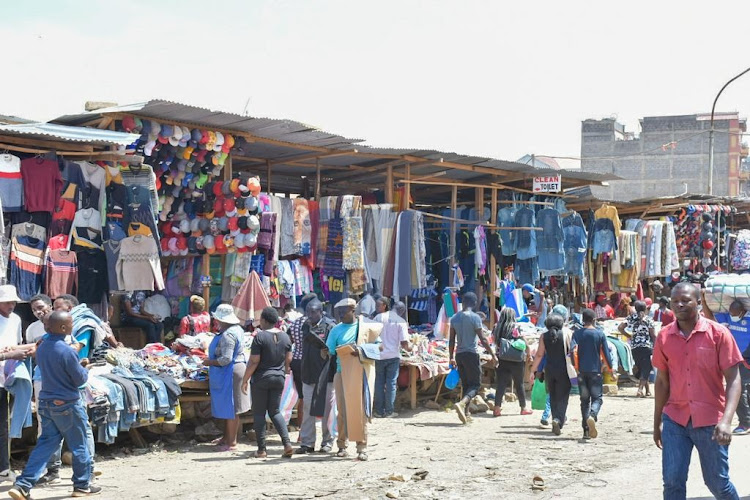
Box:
[385,412,399,418]
[357,452,368,461]
[587,416,598,439]
[583,429,591,440]
[373,413,385,418]
[0,470,16,483]
[540,419,550,427]
[295,446,314,455]
[733,426,750,435]
[37,470,61,486]
[7,486,30,500]
[551,419,561,436]
[72,485,102,497]
[318,445,332,453]
[455,403,467,424]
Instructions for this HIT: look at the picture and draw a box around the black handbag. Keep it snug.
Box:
[497,338,525,363]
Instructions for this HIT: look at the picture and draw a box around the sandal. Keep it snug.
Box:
[357,452,368,461]
[636,391,644,398]
[531,475,545,491]
[217,444,237,452]
[210,437,225,446]
[336,449,349,458]
[254,450,268,458]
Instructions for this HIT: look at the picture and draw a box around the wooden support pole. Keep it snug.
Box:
[404,163,411,210]
[385,165,394,203]
[450,185,457,285]
[489,188,498,331]
[475,187,484,298]
[315,158,321,200]
[266,159,272,194]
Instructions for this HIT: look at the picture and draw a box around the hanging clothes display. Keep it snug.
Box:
[0,154,23,213]
[20,157,62,213]
[562,212,588,279]
[45,249,78,299]
[116,235,164,292]
[536,208,564,274]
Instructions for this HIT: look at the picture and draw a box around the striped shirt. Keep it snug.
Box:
[10,235,45,301]
[45,249,78,299]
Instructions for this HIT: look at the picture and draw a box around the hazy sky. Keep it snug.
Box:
[2,1,749,164]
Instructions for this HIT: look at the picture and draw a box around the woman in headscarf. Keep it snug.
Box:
[202,304,251,451]
[530,314,572,435]
[242,307,294,458]
[615,296,635,318]
[178,295,211,336]
[492,307,532,417]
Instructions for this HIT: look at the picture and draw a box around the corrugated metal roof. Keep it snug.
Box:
[53,100,365,148]
[52,99,620,184]
[0,122,141,146]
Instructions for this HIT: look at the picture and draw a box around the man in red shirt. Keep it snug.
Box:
[653,296,675,326]
[653,282,742,500]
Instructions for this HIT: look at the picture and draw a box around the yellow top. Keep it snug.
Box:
[128,223,153,237]
[594,204,621,237]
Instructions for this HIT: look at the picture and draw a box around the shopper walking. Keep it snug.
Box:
[492,307,531,417]
[530,314,572,435]
[619,300,656,397]
[242,307,293,458]
[373,299,410,418]
[448,292,497,424]
[9,311,100,499]
[653,296,675,326]
[296,299,336,454]
[572,308,613,439]
[203,304,251,452]
[653,282,742,500]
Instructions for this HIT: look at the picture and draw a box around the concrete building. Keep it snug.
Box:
[581,113,747,201]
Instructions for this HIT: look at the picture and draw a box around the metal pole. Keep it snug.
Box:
[708,66,750,195]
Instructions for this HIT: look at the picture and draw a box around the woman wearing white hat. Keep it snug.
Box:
[201,304,250,452]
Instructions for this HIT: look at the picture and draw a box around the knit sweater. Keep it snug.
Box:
[0,154,23,212]
[10,234,45,301]
[116,235,164,292]
[45,249,78,299]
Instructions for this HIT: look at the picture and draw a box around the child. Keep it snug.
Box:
[9,311,102,499]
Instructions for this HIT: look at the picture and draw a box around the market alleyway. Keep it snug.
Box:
[2,387,747,499]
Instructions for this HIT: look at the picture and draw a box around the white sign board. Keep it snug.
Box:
[533,175,561,193]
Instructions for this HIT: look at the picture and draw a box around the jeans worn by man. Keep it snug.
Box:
[578,372,603,434]
[14,399,93,492]
[373,358,400,417]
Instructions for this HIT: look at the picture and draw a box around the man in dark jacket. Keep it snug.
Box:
[572,308,614,440]
[296,300,336,454]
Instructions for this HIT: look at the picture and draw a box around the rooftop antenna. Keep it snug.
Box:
[242,97,251,117]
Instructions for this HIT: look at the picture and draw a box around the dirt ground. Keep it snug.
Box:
[2,386,748,500]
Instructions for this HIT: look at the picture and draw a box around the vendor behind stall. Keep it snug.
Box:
[202,304,250,452]
[521,284,546,325]
[178,295,211,337]
[121,290,164,344]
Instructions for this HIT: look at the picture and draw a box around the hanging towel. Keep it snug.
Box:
[342,216,364,270]
[232,270,271,323]
[279,197,295,257]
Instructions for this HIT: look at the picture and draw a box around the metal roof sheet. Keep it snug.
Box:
[0,122,141,146]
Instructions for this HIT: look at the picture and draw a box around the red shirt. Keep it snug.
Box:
[179,312,212,336]
[652,317,742,428]
[653,308,675,326]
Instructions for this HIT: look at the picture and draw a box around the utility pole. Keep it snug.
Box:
[708,66,750,195]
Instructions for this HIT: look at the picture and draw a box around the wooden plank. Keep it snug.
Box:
[129,428,148,449]
[269,150,356,166]
[475,186,484,297]
[410,365,418,410]
[0,135,95,152]
[266,159,272,194]
[202,255,211,305]
[450,185,457,285]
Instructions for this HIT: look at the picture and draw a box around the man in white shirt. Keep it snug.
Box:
[0,285,31,482]
[26,295,52,344]
[373,299,411,418]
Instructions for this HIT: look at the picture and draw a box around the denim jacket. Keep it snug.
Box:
[536,208,565,272]
[498,207,517,256]
[592,218,617,258]
[562,212,588,277]
[514,207,538,260]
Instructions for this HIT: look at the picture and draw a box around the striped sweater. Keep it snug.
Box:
[10,235,45,300]
[45,249,78,299]
[116,235,165,292]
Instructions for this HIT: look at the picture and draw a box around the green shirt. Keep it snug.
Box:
[326,322,358,373]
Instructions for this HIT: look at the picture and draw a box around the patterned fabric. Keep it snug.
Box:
[279,197,295,257]
[323,218,345,278]
[250,254,266,276]
[625,313,655,349]
[731,230,750,271]
[10,234,45,300]
[293,198,312,256]
[342,216,364,270]
[289,316,306,360]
